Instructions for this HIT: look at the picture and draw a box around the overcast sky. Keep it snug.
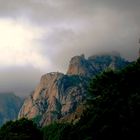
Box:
[0,0,140,96]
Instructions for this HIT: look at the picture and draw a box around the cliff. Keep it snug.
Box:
[18,73,88,126]
[18,53,129,127]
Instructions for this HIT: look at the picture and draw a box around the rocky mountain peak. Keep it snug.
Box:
[18,53,129,127]
[67,54,95,76]
[18,70,88,126]
[33,72,64,101]
[67,54,85,74]
[67,53,129,77]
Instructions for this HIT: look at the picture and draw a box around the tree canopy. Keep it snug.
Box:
[0,118,42,140]
[69,59,140,140]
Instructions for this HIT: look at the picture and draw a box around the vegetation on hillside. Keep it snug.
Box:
[42,122,71,140]
[0,118,42,140]
[68,59,140,140]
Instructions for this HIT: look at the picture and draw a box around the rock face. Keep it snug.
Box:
[0,93,23,126]
[67,53,129,76]
[18,73,88,126]
[67,54,95,76]
[18,53,129,127]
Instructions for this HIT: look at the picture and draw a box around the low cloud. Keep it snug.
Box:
[0,66,42,97]
[0,0,140,96]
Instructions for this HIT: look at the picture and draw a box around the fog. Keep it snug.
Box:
[0,0,140,96]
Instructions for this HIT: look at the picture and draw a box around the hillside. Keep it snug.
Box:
[0,93,23,126]
[65,58,140,140]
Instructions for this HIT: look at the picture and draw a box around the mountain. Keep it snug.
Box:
[18,53,129,127]
[0,93,23,126]
[67,53,129,76]
[18,73,88,126]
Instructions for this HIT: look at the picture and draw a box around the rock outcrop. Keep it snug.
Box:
[0,93,23,126]
[67,53,129,76]
[18,53,129,127]
[67,54,96,76]
[18,72,88,126]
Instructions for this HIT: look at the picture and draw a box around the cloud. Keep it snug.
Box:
[0,0,140,96]
[38,6,140,71]
[0,18,53,71]
[0,66,42,96]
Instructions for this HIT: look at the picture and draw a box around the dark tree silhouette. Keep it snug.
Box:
[0,118,42,140]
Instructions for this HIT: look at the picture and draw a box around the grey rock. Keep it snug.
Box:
[18,53,129,127]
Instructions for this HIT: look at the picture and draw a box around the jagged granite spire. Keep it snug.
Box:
[67,53,129,76]
[18,53,129,127]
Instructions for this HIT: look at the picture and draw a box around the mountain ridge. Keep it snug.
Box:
[0,93,23,126]
[18,53,130,127]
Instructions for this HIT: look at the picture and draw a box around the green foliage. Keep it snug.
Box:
[0,118,42,140]
[42,122,71,140]
[70,59,140,140]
